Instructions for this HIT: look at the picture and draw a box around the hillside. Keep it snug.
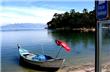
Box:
[0,23,47,31]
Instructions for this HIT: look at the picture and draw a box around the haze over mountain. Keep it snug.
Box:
[0,23,47,31]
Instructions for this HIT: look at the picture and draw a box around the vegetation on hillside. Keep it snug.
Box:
[47,9,95,30]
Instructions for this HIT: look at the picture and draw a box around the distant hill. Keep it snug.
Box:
[0,23,47,31]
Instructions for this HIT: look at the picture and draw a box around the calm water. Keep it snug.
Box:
[1,29,105,72]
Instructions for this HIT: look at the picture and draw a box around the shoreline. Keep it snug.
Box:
[57,62,110,72]
[47,28,95,32]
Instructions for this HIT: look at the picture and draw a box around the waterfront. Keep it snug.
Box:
[1,29,109,72]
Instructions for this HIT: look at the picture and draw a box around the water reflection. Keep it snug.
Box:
[101,28,110,63]
[48,30,95,49]
[48,30,95,65]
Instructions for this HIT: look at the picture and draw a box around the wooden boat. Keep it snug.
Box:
[18,45,65,69]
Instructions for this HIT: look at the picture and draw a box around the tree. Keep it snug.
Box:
[47,8,95,29]
[83,8,88,14]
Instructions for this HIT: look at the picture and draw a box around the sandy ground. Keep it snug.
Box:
[57,62,110,72]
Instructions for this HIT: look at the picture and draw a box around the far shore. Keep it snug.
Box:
[47,28,95,32]
[57,62,110,72]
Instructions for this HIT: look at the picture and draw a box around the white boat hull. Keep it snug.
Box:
[18,47,65,68]
[20,56,65,68]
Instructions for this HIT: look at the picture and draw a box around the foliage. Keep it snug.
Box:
[47,9,95,29]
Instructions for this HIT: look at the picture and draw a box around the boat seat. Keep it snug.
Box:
[45,55,53,60]
[23,54,30,57]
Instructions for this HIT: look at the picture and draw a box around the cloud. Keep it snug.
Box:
[0,0,94,26]
[0,6,65,26]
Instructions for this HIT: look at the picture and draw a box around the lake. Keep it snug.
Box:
[0,29,109,72]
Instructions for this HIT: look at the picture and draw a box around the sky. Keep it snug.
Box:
[0,0,94,26]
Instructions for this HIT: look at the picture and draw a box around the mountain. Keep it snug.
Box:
[0,23,47,31]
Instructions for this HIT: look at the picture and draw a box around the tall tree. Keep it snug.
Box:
[47,9,95,29]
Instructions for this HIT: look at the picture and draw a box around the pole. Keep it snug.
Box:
[55,46,62,58]
[17,44,20,49]
[95,21,101,72]
[41,45,45,54]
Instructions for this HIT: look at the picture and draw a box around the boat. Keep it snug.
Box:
[17,44,65,69]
